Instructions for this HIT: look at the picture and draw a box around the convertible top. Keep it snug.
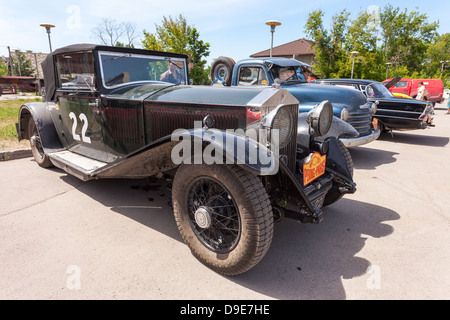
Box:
[41,43,188,102]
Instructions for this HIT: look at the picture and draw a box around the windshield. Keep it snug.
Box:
[270,65,305,83]
[99,51,188,88]
[366,82,394,98]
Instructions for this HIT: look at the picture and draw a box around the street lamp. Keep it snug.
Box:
[350,51,359,79]
[385,62,392,79]
[40,24,55,52]
[265,20,281,58]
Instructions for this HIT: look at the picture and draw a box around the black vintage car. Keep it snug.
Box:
[16,44,356,275]
[312,79,434,132]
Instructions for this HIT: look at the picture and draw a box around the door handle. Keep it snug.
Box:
[88,98,101,108]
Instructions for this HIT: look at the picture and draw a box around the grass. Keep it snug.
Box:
[0,98,42,151]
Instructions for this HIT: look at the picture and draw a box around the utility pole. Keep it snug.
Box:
[7,46,14,76]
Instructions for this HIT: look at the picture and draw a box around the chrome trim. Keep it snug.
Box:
[340,128,381,148]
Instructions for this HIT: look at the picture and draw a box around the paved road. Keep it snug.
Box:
[1,103,449,300]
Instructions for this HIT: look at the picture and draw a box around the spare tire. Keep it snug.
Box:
[210,56,235,86]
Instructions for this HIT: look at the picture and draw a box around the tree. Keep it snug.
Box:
[304,6,440,81]
[142,14,211,84]
[91,18,138,47]
[10,52,34,77]
[380,4,439,75]
[425,33,450,79]
[0,59,8,76]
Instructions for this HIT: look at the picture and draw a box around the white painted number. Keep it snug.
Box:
[69,112,92,144]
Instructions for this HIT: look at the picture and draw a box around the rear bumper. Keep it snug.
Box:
[340,128,381,148]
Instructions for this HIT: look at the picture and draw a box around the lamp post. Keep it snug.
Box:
[385,62,392,79]
[40,24,55,52]
[350,51,359,79]
[265,20,281,58]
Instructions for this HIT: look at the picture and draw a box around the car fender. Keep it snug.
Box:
[16,102,63,152]
[171,128,278,176]
[94,128,279,179]
[297,113,359,148]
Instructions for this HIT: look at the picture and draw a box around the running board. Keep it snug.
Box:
[48,150,108,181]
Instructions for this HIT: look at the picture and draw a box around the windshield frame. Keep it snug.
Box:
[364,82,395,98]
[97,50,189,89]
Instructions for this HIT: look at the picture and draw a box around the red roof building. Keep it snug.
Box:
[250,38,316,66]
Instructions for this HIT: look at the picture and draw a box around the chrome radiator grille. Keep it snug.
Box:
[266,104,298,173]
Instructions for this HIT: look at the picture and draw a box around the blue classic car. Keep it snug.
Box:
[312,79,434,132]
[210,57,380,147]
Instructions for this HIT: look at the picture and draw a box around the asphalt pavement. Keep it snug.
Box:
[0,102,449,300]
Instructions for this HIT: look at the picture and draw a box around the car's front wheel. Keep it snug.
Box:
[172,164,273,275]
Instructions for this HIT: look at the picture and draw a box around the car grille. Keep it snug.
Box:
[347,108,373,136]
[262,104,298,173]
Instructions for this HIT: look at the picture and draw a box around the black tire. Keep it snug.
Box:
[210,56,235,86]
[172,164,273,275]
[323,139,353,206]
[28,117,53,168]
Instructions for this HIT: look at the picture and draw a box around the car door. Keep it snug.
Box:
[54,51,112,162]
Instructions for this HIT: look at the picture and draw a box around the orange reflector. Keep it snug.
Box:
[372,118,378,131]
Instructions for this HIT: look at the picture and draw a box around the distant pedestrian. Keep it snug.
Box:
[447,97,450,114]
[416,81,428,101]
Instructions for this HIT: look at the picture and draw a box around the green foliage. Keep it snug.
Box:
[142,14,211,85]
[8,52,34,77]
[0,99,41,140]
[0,59,8,76]
[304,5,440,81]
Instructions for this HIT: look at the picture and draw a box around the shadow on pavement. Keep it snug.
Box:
[60,174,399,300]
[349,146,398,170]
[378,131,449,147]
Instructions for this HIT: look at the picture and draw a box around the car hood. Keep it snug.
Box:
[105,82,296,107]
[281,82,367,110]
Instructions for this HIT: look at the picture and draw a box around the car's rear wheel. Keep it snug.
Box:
[28,117,53,168]
[172,164,273,275]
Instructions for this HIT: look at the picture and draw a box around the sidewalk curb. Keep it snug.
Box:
[0,149,32,161]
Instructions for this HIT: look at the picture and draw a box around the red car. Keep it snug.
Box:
[382,78,444,103]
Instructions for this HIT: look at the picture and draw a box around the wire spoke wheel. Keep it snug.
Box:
[187,177,241,253]
[172,164,273,275]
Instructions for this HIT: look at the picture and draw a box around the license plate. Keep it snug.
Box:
[303,152,326,185]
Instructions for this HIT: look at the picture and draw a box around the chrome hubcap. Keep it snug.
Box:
[194,207,212,229]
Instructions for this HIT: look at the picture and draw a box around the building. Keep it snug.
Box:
[1,51,48,79]
[250,38,316,66]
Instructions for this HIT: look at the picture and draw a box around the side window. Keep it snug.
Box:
[56,52,95,89]
[238,67,268,86]
[394,81,407,88]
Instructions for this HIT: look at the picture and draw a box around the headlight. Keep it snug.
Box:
[306,100,333,137]
[261,105,294,148]
[340,108,349,121]
[272,107,293,148]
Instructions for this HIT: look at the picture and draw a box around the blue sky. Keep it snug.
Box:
[1,0,449,66]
